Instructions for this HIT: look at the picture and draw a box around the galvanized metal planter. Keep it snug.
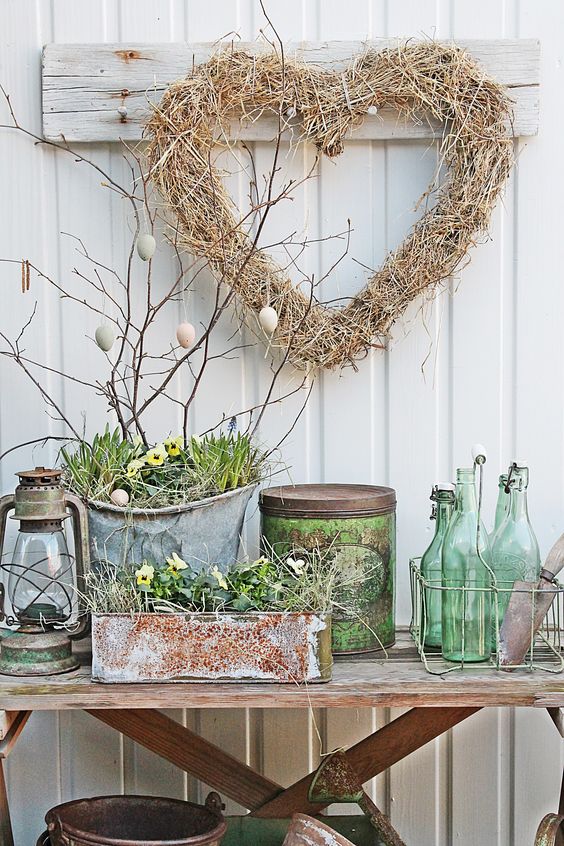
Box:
[91,611,332,683]
[88,484,256,571]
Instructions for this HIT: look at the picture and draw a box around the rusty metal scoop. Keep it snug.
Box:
[308,751,407,846]
[498,532,564,668]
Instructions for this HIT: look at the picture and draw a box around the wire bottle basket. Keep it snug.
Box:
[409,558,564,674]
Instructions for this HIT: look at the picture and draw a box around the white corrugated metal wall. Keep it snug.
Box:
[1,0,563,843]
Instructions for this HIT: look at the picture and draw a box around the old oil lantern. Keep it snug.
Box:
[0,467,89,675]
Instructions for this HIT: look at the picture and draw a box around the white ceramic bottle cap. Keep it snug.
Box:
[437,482,455,491]
[511,458,528,468]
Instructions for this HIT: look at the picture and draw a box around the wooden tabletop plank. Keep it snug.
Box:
[0,632,561,710]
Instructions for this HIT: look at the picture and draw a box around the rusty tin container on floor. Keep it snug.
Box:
[260,484,396,654]
[43,793,226,846]
[91,611,332,683]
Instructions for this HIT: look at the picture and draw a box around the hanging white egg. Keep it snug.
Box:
[259,306,279,334]
[110,488,130,507]
[137,233,156,261]
[95,324,116,352]
[176,322,196,349]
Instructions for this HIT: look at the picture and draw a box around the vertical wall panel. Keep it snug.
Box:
[1,2,562,845]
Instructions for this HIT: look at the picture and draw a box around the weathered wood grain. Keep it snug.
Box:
[548,707,564,738]
[0,632,561,710]
[0,711,30,759]
[252,706,479,818]
[0,760,13,846]
[41,39,540,142]
[0,714,18,742]
[88,708,281,811]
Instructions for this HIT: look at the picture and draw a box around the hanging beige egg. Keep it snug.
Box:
[259,306,278,334]
[176,322,196,349]
[136,233,156,261]
[95,324,116,352]
[110,488,129,507]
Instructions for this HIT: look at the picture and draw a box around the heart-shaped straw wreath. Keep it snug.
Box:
[147,42,513,370]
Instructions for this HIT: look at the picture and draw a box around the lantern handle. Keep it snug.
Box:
[0,495,15,624]
[65,493,91,638]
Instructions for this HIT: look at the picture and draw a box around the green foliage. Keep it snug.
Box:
[61,425,269,508]
[83,547,367,616]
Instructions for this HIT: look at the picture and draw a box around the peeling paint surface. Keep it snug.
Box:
[91,612,332,683]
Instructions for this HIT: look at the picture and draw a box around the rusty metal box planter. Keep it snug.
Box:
[91,611,332,683]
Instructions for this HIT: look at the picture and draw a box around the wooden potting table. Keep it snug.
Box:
[0,630,562,846]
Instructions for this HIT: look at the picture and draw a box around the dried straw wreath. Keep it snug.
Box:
[147,42,513,370]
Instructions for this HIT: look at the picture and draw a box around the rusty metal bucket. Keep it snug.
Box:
[282,814,356,846]
[42,793,226,846]
[534,813,564,845]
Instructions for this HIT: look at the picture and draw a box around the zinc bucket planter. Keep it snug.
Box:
[91,611,332,683]
[87,484,256,571]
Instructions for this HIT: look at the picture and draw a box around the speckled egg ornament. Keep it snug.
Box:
[176,322,196,349]
[136,233,156,261]
[95,324,116,352]
[110,488,130,507]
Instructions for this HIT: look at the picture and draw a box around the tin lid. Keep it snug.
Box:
[259,484,396,518]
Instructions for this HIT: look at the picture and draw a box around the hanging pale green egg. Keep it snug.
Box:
[95,324,116,352]
[137,233,156,261]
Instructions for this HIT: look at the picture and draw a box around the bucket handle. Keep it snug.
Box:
[205,792,225,815]
[47,814,71,846]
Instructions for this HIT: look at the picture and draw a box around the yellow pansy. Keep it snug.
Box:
[211,565,228,590]
[135,563,155,586]
[145,448,165,466]
[166,552,188,575]
[126,458,145,478]
[164,435,184,457]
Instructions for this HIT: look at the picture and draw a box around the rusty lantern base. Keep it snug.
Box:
[0,631,78,676]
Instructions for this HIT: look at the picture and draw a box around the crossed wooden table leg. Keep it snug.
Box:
[0,705,562,845]
[87,706,480,815]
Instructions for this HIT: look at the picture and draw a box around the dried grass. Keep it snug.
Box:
[146,41,513,370]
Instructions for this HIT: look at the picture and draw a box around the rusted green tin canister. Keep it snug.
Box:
[259,484,396,654]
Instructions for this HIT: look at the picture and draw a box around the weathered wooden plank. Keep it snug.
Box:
[0,760,14,846]
[88,708,281,811]
[0,630,561,709]
[251,707,479,818]
[0,712,31,759]
[41,39,540,142]
[0,714,18,742]
[548,707,564,739]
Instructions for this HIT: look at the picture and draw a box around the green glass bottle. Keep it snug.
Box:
[441,467,492,663]
[420,483,455,648]
[491,462,540,642]
[493,473,509,534]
